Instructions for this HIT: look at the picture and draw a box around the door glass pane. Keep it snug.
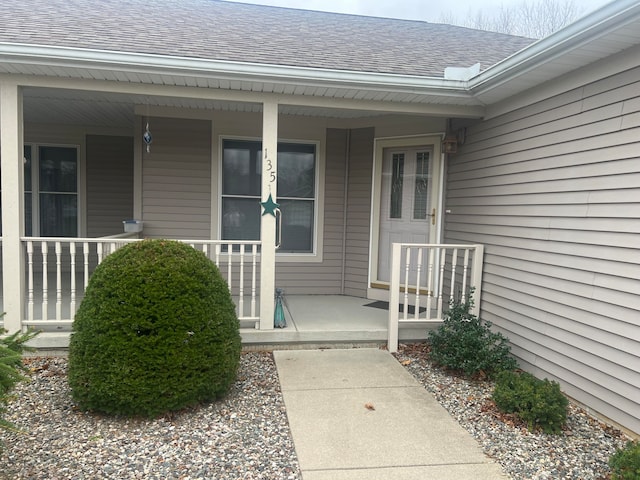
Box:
[278,199,313,253]
[24,145,32,236]
[221,197,261,241]
[413,151,430,220]
[40,193,77,236]
[39,146,77,193]
[390,153,404,219]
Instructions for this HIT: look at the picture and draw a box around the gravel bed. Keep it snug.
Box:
[1,345,633,479]
[395,343,631,480]
[1,353,300,480]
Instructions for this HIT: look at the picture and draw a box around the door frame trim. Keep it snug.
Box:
[367,134,444,301]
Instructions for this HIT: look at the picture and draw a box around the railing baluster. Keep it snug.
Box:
[251,244,257,318]
[55,242,62,321]
[26,241,34,321]
[426,247,434,319]
[402,247,411,321]
[41,242,48,321]
[414,247,423,320]
[215,243,221,267]
[70,242,77,317]
[238,245,245,318]
[97,243,104,265]
[450,248,458,300]
[227,244,233,292]
[437,248,446,314]
[462,249,470,303]
[83,242,90,290]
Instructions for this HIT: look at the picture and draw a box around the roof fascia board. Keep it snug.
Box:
[469,0,640,96]
[7,73,485,118]
[0,43,472,98]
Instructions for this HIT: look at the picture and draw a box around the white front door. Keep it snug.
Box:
[377,146,435,283]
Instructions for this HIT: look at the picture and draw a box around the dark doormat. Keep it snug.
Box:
[364,301,426,314]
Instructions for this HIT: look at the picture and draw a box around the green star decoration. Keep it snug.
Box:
[261,194,280,217]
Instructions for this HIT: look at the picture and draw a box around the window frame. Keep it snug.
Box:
[218,136,323,261]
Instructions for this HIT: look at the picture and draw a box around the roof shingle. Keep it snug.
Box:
[0,0,535,77]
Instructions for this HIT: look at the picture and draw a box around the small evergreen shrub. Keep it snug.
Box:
[493,370,569,434]
[609,441,640,480]
[427,291,517,378]
[68,239,241,417]
[1,327,38,450]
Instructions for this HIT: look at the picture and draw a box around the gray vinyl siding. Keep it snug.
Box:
[142,117,211,239]
[343,127,375,297]
[444,64,640,435]
[85,135,134,237]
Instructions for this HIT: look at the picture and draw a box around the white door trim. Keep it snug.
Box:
[368,134,444,301]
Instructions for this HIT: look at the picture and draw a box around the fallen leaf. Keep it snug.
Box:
[401,360,411,366]
[364,402,375,411]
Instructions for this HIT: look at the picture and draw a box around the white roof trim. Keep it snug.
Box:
[469,0,640,97]
[0,43,471,97]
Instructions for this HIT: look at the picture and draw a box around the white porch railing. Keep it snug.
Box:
[387,243,484,353]
[19,237,261,330]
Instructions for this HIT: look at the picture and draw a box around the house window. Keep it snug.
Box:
[24,145,78,237]
[222,139,316,253]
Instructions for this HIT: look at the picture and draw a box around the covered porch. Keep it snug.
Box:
[1,63,485,350]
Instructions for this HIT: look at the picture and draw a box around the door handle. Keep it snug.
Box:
[429,208,436,226]
[275,208,282,250]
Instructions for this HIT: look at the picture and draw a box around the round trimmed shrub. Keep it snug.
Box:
[68,239,241,417]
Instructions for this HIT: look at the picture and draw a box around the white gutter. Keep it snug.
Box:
[469,0,640,95]
[0,42,472,98]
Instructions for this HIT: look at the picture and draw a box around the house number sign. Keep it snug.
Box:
[261,147,279,217]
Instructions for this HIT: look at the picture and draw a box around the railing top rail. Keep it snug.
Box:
[21,237,262,245]
[393,243,483,249]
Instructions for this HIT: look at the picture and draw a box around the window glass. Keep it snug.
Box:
[39,146,77,193]
[40,193,77,236]
[413,151,430,220]
[221,139,316,253]
[222,141,261,196]
[390,153,404,219]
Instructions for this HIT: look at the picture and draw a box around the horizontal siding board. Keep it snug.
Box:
[445,64,640,434]
[449,127,640,172]
[85,135,134,237]
[142,117,211,239]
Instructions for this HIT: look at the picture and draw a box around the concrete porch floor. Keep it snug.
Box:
[240,295,435,348]
[21,295,436,350]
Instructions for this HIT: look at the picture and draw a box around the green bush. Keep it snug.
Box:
[427,291,517,378]
[609,441,640,480]
[493,370,569,434]
[68,239,241,417]
[1,327,38,449]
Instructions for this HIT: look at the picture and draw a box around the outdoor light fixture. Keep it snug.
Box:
[442,134,458,154]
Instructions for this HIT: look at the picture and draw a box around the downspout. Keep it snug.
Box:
[340,129,351,295]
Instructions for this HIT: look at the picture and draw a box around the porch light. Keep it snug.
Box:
[442,134,458,154]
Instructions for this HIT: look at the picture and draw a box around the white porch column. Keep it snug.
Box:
[259,101,278,330]
[0,81,25,333]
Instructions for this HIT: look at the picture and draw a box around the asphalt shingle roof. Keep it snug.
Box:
[0,0,535,78]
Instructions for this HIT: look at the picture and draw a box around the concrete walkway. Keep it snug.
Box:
[274,348,507,480]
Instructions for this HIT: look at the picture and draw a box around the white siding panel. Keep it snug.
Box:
[445,63,640,435]
[142,117,211,240]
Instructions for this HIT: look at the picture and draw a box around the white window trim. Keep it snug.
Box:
[216,135,325,263]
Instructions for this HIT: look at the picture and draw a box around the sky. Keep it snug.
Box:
[224,0,614,24]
